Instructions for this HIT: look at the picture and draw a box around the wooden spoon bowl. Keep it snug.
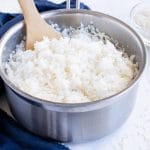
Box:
[18,0,61,50]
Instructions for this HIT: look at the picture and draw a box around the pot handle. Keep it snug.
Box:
[66,0,80,9]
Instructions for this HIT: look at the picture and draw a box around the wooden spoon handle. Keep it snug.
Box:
[18,0,40,23]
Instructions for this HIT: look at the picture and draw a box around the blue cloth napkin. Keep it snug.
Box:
[0,0,89,149]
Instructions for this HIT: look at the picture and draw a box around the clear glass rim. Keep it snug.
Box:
[130,1,150,47]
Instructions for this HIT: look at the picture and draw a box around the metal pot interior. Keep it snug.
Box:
[0,9,146,108]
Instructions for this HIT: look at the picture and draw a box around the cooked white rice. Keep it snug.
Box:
[5,25,138,103]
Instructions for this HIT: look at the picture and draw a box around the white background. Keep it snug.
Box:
[0,0,150,150]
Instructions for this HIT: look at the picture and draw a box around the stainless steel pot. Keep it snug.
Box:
[0,9,146,143]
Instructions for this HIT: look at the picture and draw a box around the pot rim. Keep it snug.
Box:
[0,9,147,112]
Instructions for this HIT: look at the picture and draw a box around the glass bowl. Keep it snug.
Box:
[130,1,150,47]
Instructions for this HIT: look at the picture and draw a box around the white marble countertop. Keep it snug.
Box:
[0,0,150,150]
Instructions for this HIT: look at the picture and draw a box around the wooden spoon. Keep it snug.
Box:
[18,0,61,50]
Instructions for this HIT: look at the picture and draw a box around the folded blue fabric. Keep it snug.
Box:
[0,0,89,149]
